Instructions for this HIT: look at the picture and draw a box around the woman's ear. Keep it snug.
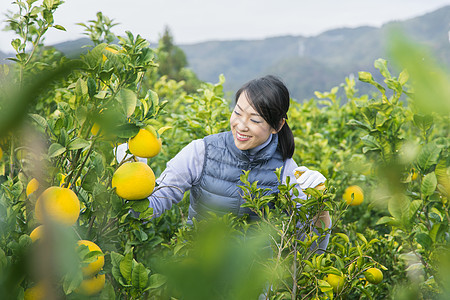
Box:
[272,118,286,134]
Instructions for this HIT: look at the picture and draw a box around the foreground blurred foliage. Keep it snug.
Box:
[0,1,449,299]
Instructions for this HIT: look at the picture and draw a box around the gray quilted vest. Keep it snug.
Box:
[188,131,285,222]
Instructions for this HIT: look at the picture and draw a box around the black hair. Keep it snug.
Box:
[235,75,295,160]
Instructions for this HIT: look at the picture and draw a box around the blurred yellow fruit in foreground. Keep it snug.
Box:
[343,185,364,206]
[326,273,345,293]
[24,282,45,300]
[35,187,80,226]
[112,162,155,200]
[364,267,383,284]
[91,123,101,136]
[0,146,3,161]
[26,178,40,196]
[75,273,106,296]
[128,128,162,158]
[77,240,105,277]
[30,225,44,242]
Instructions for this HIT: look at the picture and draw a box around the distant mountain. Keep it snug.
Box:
[0,50,9,62]
[1,6,449,102]
[179,5,450,101]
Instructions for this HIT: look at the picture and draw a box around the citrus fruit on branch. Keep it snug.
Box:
[112,162,155,200]
[128,127,162,158]
[77,240,105,277]
[35,187,80,226]
[343,185,364,206]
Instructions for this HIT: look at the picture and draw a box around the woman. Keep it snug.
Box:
[118,75,330,250]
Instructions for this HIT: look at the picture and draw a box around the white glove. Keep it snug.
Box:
[294,166,326,190]
[115,143,147,164]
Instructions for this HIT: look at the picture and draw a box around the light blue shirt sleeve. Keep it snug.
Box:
[148,139,205,217]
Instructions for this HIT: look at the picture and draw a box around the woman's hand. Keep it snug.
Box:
[294,166,326,190]
[294,166,330,229]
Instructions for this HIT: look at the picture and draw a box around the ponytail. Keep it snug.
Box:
[278,121,295,160]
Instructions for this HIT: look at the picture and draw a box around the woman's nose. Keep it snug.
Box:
[236,118,249,131]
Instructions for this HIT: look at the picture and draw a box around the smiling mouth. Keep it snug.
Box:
[236,131,251,141]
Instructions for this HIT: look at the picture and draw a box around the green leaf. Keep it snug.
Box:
[335,233,349,243]
[146,89,159,112]
[415,233,432,251]
[75,78,88,97]
[361,135,381,153]
[421,172,437,197]
[139,98,149,117]
[398,69,409,85]
[358,71,373,83]
[131,199,150,213]
[43,0,57,9]
[429,223,441,243]
[29,113,47,128]
[67,138,90,151]
[99,281,116,300]
[116,88,137,117]
[417,143,441,172]
[413,114,433,132]
[62,269,83,295]
[48,143,66,158]
[87,77,96,98]
[148,274,166,289]
[110,251,124,267]
[356,233,367,245]
[388,195,409,220]
[408,200,422,221]
[113,123,140,138]
[53,24,66,31]
[374,58,391,79]
[318,279,333,293]
[131,263,148,290]
[119,251,133,282]
[347,119,371,131]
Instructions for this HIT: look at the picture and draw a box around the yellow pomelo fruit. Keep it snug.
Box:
[30,225,44,242]
[411,168,418,181]
[364,267,383,284]
[35,187,80,226]
[77,240,105,277]
[112,162,155,200]
[326,274,345,293]
[75,273,106,296]
[27,178,40,197]
[343,185,364,206]
[24,282,46,300]
[128,128,162,158]
[0,146,3,161]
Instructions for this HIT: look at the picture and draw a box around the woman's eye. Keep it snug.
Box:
[234,111,241,116]
[251,119,262,124]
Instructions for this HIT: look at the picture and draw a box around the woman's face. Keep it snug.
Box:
[230,92,278,150]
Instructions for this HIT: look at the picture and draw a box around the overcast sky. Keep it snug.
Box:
[1,0,450,53]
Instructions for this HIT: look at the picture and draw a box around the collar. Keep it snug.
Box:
[226,131,279,163]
